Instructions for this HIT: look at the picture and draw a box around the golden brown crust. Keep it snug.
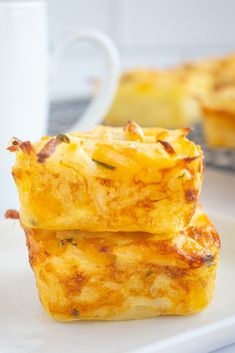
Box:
[201,87,235,147]
[12,124,203,233]
[23,207,220,321]
[104,54,235,129]
[104,68,206,128]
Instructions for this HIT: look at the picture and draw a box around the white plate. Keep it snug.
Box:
[1,211,235,353]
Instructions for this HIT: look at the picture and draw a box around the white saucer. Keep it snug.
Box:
[0,211,234,353]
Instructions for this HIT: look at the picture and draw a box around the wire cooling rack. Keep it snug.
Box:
[189,124,235,172]
[48,97,90,136]
[49,97,235,172]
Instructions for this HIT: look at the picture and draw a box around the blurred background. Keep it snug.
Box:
[1,3,235,352]
[48,0,235,99]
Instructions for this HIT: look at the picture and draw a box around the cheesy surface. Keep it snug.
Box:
[12,123,204,233]
[104,69,207,128]
[24,207,220,321]
[201,87,235,148]
[104,54,235,129]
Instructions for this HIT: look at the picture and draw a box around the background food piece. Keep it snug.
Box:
[12,124,203,233]
[201,87,235,148]
[104,69,207,128]
[104,55,235,130]
[24,207,220,321]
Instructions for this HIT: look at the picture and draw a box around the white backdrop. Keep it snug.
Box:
[47,0,235,96]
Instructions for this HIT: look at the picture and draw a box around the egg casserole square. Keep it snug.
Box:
[11,122,203,234]
[104,69,210,128]
[201,87,235,148]
[24,207,220,321]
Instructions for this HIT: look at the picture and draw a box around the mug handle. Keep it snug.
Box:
[53,29,120,131]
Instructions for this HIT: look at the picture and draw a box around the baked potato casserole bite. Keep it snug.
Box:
[24,207,220,321]
[11,122,204,234]
[103,54,235,129]
[104,69,209,128]
[201,87,235,148]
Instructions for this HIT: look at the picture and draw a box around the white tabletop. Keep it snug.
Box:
[202,167,235,219]
[201,167,235,353]
[213,345,235,353]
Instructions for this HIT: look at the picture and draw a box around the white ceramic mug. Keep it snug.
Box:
[0,0,120,217]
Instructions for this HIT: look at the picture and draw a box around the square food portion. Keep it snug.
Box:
[201,87,235,148]
[104,68,213,128]
[24,207,220,321]
[11,121,203,233]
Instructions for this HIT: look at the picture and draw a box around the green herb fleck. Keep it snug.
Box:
[92,159,116,170]
[178,172,185,179]
[146,270,153,277]
[71,308,80,317]
[204,254,214,267]
[12,139,20,146]
[56,133,70,144]
[60,238,77,246]
[29,218,37,226]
